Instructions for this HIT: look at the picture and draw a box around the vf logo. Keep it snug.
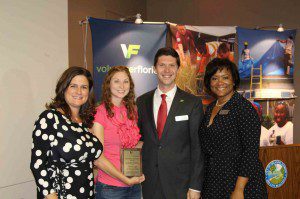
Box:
[120,44,140,59]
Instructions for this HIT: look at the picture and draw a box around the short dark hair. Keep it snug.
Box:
[217,42,230,54]
[154,47,180,67]
[204,58,240,93]
[47,66,96,128]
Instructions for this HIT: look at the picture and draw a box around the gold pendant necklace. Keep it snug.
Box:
[216,100,228,107]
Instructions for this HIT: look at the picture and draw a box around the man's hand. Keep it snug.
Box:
[187,189,200,199]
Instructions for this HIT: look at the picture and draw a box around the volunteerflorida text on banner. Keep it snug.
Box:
[88,17,167,101]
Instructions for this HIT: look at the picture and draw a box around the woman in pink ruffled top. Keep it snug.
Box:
[93,66,145,199]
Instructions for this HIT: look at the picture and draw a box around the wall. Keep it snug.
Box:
[147,0,300,143]
[0,1,68,198]
[68,0,147,72]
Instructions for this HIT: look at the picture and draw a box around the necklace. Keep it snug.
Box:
[216,99,229,107]
[71,115,81,123]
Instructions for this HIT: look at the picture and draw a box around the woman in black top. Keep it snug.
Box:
[30,67,103,199]
[200,58,267,199]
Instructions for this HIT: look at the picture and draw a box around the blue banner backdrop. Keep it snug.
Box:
[89,17,167,102]
[237,27,296,79]
[236,27,296,99]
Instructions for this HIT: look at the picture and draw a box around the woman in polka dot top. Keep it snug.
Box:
[30,67,103,199]
[200,59,268,198]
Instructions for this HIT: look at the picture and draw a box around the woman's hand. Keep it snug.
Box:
[135,141,143,149]
[230,188,244,199]
[125,174,145,186]
[231,176,247,199]
[187,189,200,199]
[45,192,58,199]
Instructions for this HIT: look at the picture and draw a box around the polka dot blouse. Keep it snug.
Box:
[30,109,103,199]
[200,92,268,199]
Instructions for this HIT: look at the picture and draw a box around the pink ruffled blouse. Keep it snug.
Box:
[94,104,141,187]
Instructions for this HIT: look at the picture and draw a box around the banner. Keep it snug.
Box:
[252,99,295,146]
[237,27,296,99]
[89,17,167,101]
[237,27,297,146]
[169,24,236,105]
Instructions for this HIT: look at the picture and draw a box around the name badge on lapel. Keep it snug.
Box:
[175,115,189,121]
[219,110,230,115]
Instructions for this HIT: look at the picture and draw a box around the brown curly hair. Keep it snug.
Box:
[100,66,137,120]
[46,66,96,128]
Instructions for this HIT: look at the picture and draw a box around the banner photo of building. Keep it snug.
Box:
[237,27,297,99]
[169,24,236,105]
[89,17,167,101]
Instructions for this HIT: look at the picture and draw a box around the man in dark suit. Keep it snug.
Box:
[137,47,204,199]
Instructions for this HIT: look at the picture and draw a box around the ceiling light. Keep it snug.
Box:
[120,13,143,24]
[277,24,284,32]
[135,14,143,24]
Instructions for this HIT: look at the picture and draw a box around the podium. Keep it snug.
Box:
[259,144,300,198]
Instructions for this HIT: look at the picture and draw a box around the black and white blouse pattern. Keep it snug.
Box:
[200,92,267,199]
[30,109,103,199]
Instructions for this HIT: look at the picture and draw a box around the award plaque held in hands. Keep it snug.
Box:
[121,148,142,177]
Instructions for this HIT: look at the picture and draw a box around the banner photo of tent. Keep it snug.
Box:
[89,17,167,101]
[251,99,295,146]
[237,27,297,99]
[169,24,236,105]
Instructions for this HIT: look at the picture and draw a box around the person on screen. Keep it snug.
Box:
[200,58,267,198]
[175,24,196,65]
[240,41,254,72]
[92,66,145,199]
[277,36,294,75]
[30,66,103,199]
[195,33,209,74]
[217,42,234,62]
[251,101,270,147]
[268,101,293,145]
[137,47,204,199]
[260,126,270,146]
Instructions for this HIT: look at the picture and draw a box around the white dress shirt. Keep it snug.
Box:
[153,85,177,127]
[260,126,270,146]
[268,121,293,145]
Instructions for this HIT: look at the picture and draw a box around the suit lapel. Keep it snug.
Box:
[146,91,159,141]
[160,88,183,141]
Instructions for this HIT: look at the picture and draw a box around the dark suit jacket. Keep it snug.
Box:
[136,87,204,199]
